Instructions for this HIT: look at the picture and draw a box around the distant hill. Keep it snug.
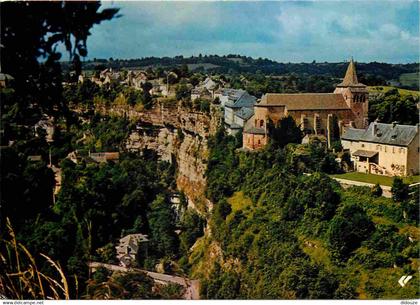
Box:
[64,54,419,90]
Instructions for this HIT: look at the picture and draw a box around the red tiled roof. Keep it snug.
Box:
[258,93,349,110]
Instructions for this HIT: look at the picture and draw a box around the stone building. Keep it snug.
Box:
[243,59,369,150]
[223,90,256,134]
[341,122,419,176]
[116,233,149,267]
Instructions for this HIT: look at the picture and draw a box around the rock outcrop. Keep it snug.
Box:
[95,102,222,213]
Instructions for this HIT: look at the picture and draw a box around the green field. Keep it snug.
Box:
[368,85,420,96]
[330,172,420,186]
[399,72,419,87]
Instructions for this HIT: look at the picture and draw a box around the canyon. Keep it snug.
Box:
[94,101,223,213]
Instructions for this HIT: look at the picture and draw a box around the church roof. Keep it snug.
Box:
[258,93,349,110]
[235,107,254,120]
[336,58,366,88]
[342,123,418,147]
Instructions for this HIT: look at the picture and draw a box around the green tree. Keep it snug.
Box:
[391,177,409,202]
[179,209,205,253]
[327,202,374,261]
[371,183,383,197]
[148,195,179,257]
[0,1,118,122]
[175,83,190,100]
[267,116,302,148]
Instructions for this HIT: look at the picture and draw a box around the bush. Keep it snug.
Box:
[327,203,374,261]
[371,183,383,197]
[391,177,409,202]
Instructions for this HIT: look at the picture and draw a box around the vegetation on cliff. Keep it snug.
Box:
[194,126,419,299]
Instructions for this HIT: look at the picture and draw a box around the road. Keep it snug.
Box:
[88,262,200,299]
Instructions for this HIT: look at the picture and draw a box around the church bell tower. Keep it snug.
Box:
[334,58,369,128]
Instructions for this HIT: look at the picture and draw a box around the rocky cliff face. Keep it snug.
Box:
[95,102,222,213]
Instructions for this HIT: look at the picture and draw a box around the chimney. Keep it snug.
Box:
[392,121,397,128]
[372,122,377,136]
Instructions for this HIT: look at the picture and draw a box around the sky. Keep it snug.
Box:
[85,0,420,63]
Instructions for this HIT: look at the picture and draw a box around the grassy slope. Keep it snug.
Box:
[399,72,419,87]
[368,85,420,96]
[330,172,420,187]
[191,188,419,299]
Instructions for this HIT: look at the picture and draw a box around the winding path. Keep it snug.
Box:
[88,262,200,300]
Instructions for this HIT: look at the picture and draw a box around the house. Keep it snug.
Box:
[191,76,219,100]
[27,155,42,162]
[243,59,369,150]
[214,88,248,107]
[89,152,120,163]
[341,122,419,176]
[223,91,257,134]
[201,77,218,98]
[191,87,212,101]
[115,234,149,267]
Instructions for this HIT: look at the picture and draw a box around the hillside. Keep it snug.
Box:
[190,130,419,299]
[70,55,419,89]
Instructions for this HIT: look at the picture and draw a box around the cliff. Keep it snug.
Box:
[95,101,222,213]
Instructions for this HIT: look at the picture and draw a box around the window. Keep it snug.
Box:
[376,145,381,151]
[259,120,264,128]
[361,144,365,148]
[258,139,261,145]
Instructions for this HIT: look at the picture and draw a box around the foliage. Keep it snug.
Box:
[327,203,374,261]
[0,219,72,299]
[199,129,419,299]
[0,1,118,122]
[368,89,419,125]
[391,177,409,202]
[267,116,302,149]
[179,209,205,254]
[371,183,383,197]
[148,194,179,258]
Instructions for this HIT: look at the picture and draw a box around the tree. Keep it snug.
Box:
[371,183,383,197]
[141,82,153,109]
[391,177,409,202]
[368,90,419,125]
[175,83,190,100]
[148,195,179,257]
[267,116,302,149]
[327,202,374,261]
[0,1,119,122]
[179,209,205,254]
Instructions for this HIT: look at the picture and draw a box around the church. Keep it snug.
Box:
[243,59,369,150]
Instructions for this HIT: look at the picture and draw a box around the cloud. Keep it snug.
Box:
[85,1,419,63]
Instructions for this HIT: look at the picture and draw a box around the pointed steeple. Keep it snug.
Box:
[341,57,358,86]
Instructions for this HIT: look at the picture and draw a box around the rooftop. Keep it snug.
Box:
[336,58,367,88]
[258,93,349,110]
[342,122,418,146]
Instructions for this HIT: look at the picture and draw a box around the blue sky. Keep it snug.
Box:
[85,1,419,63]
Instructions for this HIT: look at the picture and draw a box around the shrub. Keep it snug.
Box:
[371,183,383,197]
[391,177,409,202]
